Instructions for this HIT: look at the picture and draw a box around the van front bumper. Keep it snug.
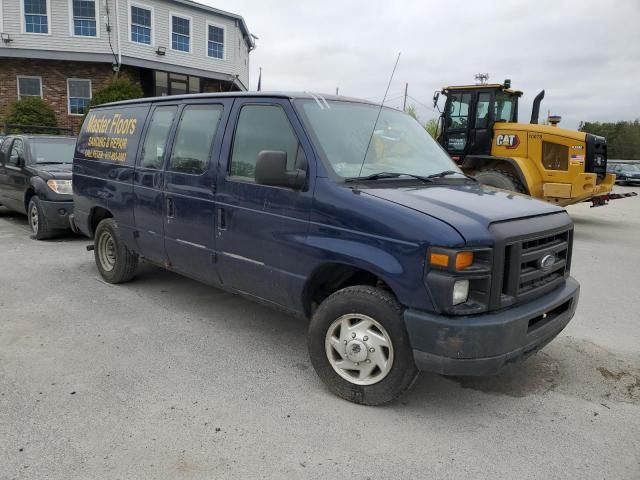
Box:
[39,199,74,231]
[404,277,579,376]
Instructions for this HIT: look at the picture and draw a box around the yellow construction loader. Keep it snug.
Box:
[434,79,635,206]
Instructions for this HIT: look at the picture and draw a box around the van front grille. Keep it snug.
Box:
[498,227,572,308]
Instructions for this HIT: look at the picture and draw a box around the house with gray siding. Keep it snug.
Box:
[0,0,254,131]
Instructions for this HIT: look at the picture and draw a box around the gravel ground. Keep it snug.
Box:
[1,186,639,480]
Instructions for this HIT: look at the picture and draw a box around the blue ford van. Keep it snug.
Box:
[71,92,579,405]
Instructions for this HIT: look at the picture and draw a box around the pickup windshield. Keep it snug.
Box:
[29,137,76,164]
[294,99,460,180]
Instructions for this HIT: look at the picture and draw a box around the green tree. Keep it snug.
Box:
[405,104,439,138]
[579,120,640,159]
[5,97,58,134]
[90,77,143,108]
[424,118,439,139]
[405,105,419,121]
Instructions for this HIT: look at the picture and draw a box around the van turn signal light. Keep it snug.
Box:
[455,252,474,270]
[430,251,474,270]
[429,253,449,268]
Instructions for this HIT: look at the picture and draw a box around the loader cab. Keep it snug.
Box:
[436,83,522,162]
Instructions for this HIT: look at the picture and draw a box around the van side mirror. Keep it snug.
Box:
[255,150,306,190]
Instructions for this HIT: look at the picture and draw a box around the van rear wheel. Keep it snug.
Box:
[94,218,138,284]
[307,286,419,405]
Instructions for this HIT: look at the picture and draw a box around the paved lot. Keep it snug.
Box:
[1,186,639,480]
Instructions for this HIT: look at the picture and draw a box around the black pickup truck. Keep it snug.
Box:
[0,135,76,239]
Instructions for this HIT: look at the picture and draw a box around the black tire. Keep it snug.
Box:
[28,196,55,240]
[94,218,138,284]
[475,168,527,193]
[308,286,419,406]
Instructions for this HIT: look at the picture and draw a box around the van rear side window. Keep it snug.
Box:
[169,105,222,175]
[141,106,177,169]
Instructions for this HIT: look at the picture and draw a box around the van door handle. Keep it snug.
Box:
[167,197,175,217]
[217,207,226,230]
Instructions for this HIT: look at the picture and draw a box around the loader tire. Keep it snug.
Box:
[475,168,527,194]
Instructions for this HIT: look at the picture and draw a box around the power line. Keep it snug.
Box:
[406,95,438,113]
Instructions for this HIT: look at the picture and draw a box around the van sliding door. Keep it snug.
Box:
[132,105,178,264]
[163,100,232,284]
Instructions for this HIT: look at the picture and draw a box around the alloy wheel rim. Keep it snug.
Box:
[30,203,39,234]
[97,231,117,272]
[325,313,394,386]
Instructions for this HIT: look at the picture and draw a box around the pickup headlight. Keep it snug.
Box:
[47,179,73,195]
[425,247,492,315]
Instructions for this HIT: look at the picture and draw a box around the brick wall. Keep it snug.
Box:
[0,58,142,135]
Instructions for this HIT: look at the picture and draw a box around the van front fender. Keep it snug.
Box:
[303,234,432,312]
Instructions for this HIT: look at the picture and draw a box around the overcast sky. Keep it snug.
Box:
[204,0,639,129]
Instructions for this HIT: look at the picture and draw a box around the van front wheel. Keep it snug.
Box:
[308,286,419,405]
[94,218,138,284]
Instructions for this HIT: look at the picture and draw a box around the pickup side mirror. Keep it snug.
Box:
[255,150,306,190]
[9,154,24,167]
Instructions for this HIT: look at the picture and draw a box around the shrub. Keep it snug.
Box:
[5,97,58,134]
[90,77,144,107]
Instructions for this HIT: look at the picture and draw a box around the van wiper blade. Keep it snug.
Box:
[345,172,434,183]
[426,170,477,181]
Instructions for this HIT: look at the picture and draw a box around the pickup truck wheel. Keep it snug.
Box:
[308,286,419,405]
[94,218,138,284]
[28,196,54,240]
[475,168,527,193]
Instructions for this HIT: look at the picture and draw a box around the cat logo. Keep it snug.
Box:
[496,134,520,149]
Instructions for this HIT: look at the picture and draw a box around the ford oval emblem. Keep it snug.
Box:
[539,254,556,272]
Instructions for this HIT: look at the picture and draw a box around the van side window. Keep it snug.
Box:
[169,104,222,175]
[230,104,298,180]
[140,106,177,169]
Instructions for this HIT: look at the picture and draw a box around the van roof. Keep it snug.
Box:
[96,92,377,108]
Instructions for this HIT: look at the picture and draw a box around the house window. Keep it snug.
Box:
[67,79,91,115]
[17,76,43,99]
[72,0,97,37]
[207,25,224,59]
[171,15,190,52]
[131,5,152,44]
[24,0,49,34]
[153,71,200,96]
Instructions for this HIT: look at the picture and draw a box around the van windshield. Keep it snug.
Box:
[30,137,76,164]
[295,99,459,180]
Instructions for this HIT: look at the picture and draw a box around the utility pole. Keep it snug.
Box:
[403,83,408,111]
[336,87,339,96]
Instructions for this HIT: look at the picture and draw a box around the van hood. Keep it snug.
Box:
[27,163,73,180]
[362,183,564,243]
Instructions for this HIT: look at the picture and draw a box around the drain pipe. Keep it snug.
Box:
[114,0,122,68]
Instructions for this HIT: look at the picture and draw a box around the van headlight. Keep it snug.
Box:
[452,280,470,305]
[47,179,73,195]
[425,247,492,315]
